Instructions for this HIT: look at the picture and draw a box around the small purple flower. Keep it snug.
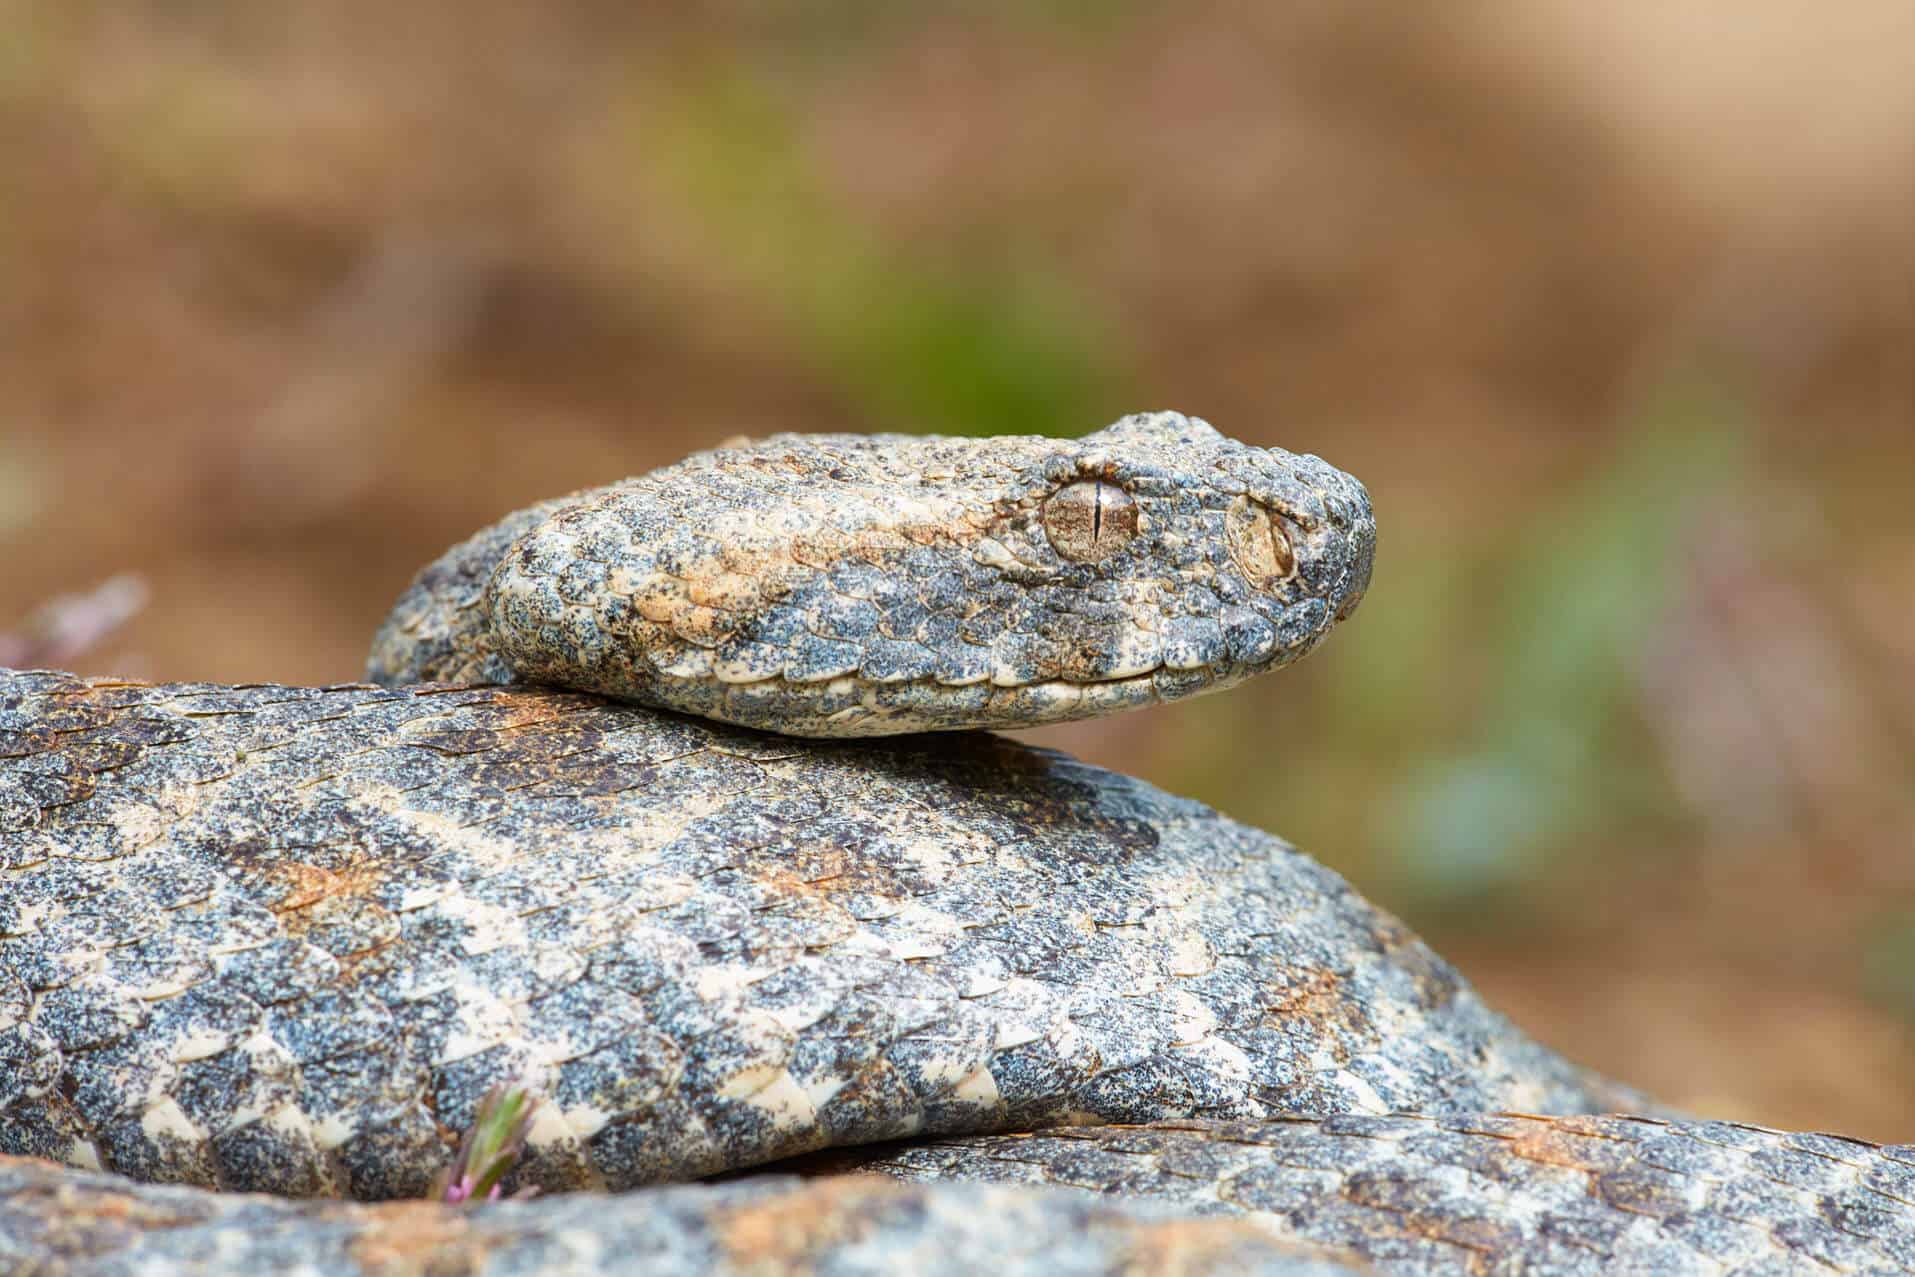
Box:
[433,1083,542,1205]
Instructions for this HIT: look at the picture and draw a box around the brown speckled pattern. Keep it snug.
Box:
[9,1116,1913,1274]
[0,671,1625,1202]
[836,1116,1915,1274]
[0,1159,1364,1277]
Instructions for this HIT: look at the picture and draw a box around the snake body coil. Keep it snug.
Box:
[2,416,1907,1275]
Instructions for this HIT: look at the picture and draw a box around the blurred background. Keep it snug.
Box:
[4,2,1911,1139]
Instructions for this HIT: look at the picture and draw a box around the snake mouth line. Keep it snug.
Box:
[683,654,1228,690]
[629,651,1309,735]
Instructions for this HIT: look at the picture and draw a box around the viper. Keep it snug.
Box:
[2,414,1908,1274]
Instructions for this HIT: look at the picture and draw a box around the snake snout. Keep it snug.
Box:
[1330,476,1376,623]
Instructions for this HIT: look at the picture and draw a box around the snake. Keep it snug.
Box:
[1,412,1909,1274]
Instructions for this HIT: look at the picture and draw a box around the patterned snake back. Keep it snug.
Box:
[2,416,1909,1275]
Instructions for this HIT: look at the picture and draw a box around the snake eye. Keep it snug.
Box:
[1224,496,1297,589]
[1043,479,1139,563]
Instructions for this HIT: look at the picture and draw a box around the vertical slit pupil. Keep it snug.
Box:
[1092,479,1104,543]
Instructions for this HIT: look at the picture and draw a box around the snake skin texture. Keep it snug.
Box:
[834,1116,1915,1274]
[0,1160,1361,1277]
[4,422,1907,1274]
[365,413,1376,736]
[0,671,1630,1200]
[11,1115,1914,1275]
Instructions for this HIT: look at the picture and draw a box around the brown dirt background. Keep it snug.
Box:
[4,2,1913,1140]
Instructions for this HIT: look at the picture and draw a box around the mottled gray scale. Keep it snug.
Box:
[367,413,1376,735]
[838,1117,1915,1275]
[38,1122,1909,1274]
[6,423,1902,1270]
[0,1161,1370,1277]
[1,671,1627,1199]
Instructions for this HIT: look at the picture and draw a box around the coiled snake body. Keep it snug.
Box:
[2,415,1910,1274]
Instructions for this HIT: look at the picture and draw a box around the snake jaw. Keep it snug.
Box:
[371,413,1374,737]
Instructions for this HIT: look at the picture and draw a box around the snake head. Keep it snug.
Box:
[370,412,1374,737]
